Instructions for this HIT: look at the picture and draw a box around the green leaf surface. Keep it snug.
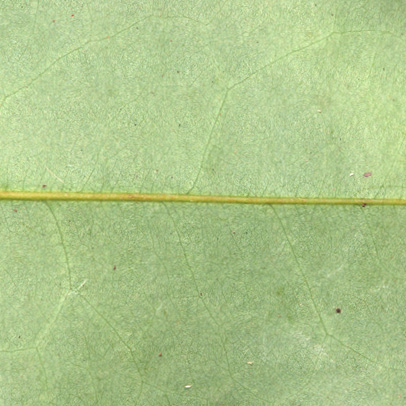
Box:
[1,1,405,404]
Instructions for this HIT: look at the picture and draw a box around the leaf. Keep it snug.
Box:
[1,1,405,404]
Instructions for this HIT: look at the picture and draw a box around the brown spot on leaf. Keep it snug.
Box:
[363,172,372,177]
[336,308,341,313]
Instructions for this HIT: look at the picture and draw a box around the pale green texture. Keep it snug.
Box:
[0,1,405,405]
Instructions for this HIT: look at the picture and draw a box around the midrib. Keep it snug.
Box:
[0,191,404,205]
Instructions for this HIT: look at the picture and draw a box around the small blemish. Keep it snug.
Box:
[336,308,341,313]
[363,172,372,177]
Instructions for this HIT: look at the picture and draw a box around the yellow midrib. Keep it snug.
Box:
[0,191,404,205]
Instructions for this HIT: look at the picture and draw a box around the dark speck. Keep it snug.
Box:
[362,203,367,207]
[336,308,341,313]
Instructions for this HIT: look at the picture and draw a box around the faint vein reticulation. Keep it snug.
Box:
[44,202,72,289]
[164,203,273,405]
[269,206,406,374]
[186,88,229,194]
[328,334,406,373]
[186,34,335,194]
[0,16,152,111]
[186,29,401,194]
[35,291,69,349]
[163,204,221,326]
[35,347,50,394]
[79,294,144,400]
[270,206,329,336]
[147,226,184,321]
